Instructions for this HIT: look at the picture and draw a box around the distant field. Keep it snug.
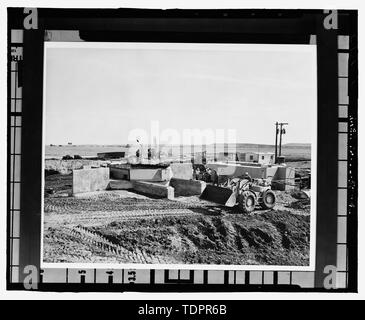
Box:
[45,145,125,159]
[45,144,311,161]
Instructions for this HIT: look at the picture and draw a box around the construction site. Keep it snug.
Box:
[43,138,312,266]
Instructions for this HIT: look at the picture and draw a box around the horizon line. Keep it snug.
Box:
[46,142,311,146]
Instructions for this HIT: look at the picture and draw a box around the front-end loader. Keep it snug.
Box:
[200,177,276,213]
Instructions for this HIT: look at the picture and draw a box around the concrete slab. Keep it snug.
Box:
[170,178,206,196]
[170,162,193,180]
[207,163,266,179]
[133,181,174,199]
[108,179,134,190]
[129,167,172,182]
[110,164,172,182]
[72,167,110,194]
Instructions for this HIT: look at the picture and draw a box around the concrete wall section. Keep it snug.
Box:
[272,166,296,191]
[110,166,172,182]
[170,178,206,196]
[133,181,174,199]
[265,166,279,180]
[108,179,134,190]
[73,167,110,194]
[170,163,193,180]
[129,168,171,182]
[207,163,266,179]
[110,166,130,180]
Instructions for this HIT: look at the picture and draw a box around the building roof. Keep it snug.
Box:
[243,151,274,155]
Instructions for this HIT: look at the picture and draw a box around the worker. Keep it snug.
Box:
[194,167,201,180]
[209,168,219,186]
[242,171,252,182]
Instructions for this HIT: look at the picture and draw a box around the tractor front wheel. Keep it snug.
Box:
[239,192,256,213]
[260,190,276,209]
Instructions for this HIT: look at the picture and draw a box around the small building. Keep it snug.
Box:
[239,152,275,165]
[216,152,238,162]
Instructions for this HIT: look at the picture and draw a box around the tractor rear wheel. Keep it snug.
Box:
[239,192,256,213]
[260,190,276,209]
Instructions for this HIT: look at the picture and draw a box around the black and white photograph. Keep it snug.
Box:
[41,42,317,269]
[3,0,361,298]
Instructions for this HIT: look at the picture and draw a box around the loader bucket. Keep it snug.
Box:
[200,185,237,207]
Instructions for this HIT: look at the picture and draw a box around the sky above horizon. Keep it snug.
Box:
[44,42,317,146]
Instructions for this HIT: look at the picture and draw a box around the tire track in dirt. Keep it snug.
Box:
[63,225,159,264]
[44,197,211,214]
[46,209,204,228]
[44,203,74,213]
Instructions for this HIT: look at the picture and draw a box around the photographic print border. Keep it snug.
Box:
[40,41,318,272]
[7,8,358,292]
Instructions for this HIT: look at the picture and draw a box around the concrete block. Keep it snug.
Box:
[72,167,110,194]
[170,178,206,196]
[207,163,266,179]
[108,179,133,190]
[133,181,174,199]
[265,166,279,180]
[170,162,193,180]
[129,168,171,182]
[272,166,296,191]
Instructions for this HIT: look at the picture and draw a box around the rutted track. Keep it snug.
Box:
[44,197,211,214]
[46,209,205,227]
[44,194,219,227]
[43,191,220,263]
[67,226,158,263]
[44,224,177,264]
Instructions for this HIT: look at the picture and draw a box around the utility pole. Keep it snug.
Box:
[274,122,288,163]
[274,122,279,163]
[278,122,288,157]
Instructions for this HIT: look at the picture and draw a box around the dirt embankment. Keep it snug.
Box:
[43,174,311,266]
[87,210,310,266]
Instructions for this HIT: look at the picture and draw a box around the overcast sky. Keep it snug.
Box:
[44,42,317,145]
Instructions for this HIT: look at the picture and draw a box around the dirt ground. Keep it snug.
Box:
[43,173,311,266]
